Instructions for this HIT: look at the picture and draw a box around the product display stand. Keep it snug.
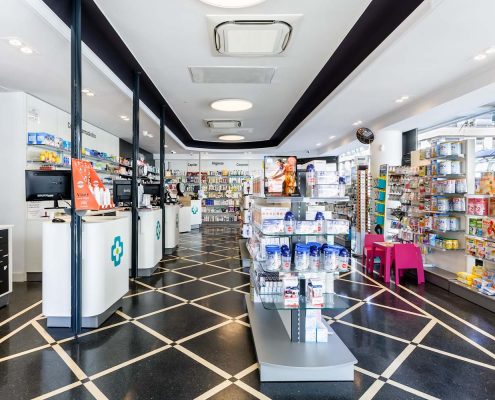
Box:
[246,293,356,382]
[246,193,356,382]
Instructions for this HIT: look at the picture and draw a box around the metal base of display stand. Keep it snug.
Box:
[238,239,251,268]
[47,299,123,329]
[164,246,178,255]
[246,295,357,382]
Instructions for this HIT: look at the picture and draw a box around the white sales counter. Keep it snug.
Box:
[43,215,130,328]
[190,200,202,229]
[179,206,191,233]
[164,204,179,254]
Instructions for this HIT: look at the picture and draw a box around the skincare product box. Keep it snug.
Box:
[308,278,324,306]
[295,220,319,234]
[261,219,285,234]
[325,219,350,234]
[283,277,299,307]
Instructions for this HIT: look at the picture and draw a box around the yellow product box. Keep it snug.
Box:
[456,272,474,285]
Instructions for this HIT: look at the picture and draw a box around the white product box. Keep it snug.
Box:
[252,204,290,226]
[305,328,317,342]
[316,320,328,342]
[315,171,339,185]
[314,185,340,198]
[325,219,350,234]
[306,211,333,220]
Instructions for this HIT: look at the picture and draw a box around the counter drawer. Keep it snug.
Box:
[0,229,8,245]
[0,262,8,294]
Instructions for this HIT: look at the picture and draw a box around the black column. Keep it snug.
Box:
[160,106,166,258]
[70,0,83,335]
[131,71,140,279]
[402,129,418,166]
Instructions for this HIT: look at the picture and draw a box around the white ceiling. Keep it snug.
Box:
[94,0,372,143]
[2,0,495,158]
[0,0,182,154]
[282,0,495,155]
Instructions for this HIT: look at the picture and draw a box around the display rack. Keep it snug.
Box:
[246,194,356,382]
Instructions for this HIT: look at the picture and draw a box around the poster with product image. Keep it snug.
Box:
[264,156,300,197]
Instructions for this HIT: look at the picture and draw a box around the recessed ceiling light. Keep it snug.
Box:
[82,88,90,93]
[198,0,267,8]
[218,134,245,141]
[164,145,168,148]
[316,143,321,146]
[120,115,129,121]
[474,53,487,61]
[329,135,336,140]
[171,150,177,154]
[486,46,495,54]
[147,134,154,138]
[211,99,252,112]
[8,38,22,47]
[20,46,33,54]
[85,91,94,97]
[352,120,362,126]
[395,95,410,103]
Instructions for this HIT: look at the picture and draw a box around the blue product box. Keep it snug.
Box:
[27,132,37,144]
[36,132,55,145]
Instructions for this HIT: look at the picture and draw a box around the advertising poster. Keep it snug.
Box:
[264,156,299,196]
[72,159,112,211]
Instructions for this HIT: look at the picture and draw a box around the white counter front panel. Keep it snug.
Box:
[190,200,202,226]
[43,216,130,319]
[138,209,162,271]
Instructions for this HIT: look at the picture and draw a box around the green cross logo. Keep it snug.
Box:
[156,220,161,240]
[192,206,199,215]
[111,236,124,267]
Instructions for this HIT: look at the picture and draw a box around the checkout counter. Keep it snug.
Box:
[43,215,130,328]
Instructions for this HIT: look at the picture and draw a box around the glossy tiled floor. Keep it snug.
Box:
[1,226,495,399]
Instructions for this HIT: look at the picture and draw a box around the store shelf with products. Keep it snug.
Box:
[246,194,356,382]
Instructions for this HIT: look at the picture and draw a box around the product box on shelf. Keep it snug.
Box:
[477,172,495,195]
[313,185,340,198]
[260,219,285,234]
[485,242,495,262]
[314,170,339,185]
[482,218,495,240]
[295,220,319,234]
[251,204,291,226]
[308,278,324,306]
[467,197,488,216]
[325,219,350,235]
[306,210,333,220]
[283,277,299,307]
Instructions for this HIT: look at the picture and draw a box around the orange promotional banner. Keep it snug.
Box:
[72,159,114,211]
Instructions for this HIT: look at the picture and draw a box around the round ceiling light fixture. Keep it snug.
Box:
[211,99,253,112]
[199,0,266,8]
[218,134,245,141]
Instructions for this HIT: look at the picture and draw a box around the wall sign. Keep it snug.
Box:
[212,161,224,166]
[67,122,97,138]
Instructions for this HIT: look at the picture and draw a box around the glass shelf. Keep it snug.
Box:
[425,154,465,161]
[256,292,351,311]
[252,196,349,203]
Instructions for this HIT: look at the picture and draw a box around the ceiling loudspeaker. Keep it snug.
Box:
[356,127,374,144]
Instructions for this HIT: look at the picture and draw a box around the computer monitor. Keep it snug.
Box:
[25,170,72,208]
[113,180,132,204]
[143,184,160,197]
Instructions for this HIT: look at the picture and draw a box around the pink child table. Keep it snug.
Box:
[370,241,398,283]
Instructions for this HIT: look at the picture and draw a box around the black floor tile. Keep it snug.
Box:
[122,291,183,318]
[331,322,409,375]
[374,383,424,400]
[391,347,495,399]
[207,258,241,269]
[195,291,248,318]
[178,264,227,278]
[204,271,250,288]
[0,304,42,338]
[341,303,430,341]
[0,282,42,323]
[208,383,258,399]
[171,248,205,257]
[420,324,495,365]
[137,271,193,289]
[183,253,230,263]
[322,297,361,319]
[0,323,47,358]
[62,323,166,376]
[182,322,256,375]
[94,347,225,399]
[160,258,201,270]
[367,290,423,314]
[334,279,383,301]
[163,280,226,301]
[241,369,375,400]
[0,348,78,400]
[160,254,178,261]
[235,285,250,294]
[48,384,95,400]
[125,280,153,296]
[210,248,241,257]
[139,304,227,341]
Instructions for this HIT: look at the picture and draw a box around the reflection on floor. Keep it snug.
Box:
[1,226,495,399]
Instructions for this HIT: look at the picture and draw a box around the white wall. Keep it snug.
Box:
[0,93,27,281]
[369,130,403,177]
[0,93,123,281]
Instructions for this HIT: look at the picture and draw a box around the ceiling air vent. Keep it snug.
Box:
[214,20,292,56]
[205,120,242,129]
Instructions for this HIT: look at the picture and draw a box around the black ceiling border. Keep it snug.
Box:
[42,0,423,150]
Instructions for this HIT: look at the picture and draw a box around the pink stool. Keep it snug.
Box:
[363,234,385,273]
[393,243,425,285]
